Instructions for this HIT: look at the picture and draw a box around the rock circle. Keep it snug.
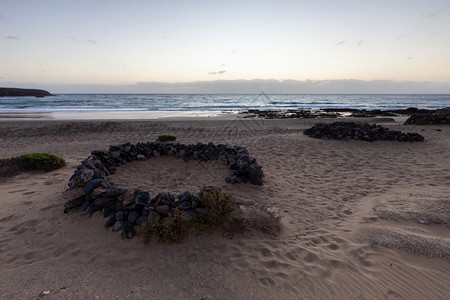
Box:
[63,141,264,240]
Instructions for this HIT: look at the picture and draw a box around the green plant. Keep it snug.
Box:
[15,153,66,171]
[0,153,66,179]
[156,134,177,142]
[142,209,187,243]
[189,189,236,228]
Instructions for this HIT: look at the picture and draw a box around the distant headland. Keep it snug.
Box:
[0,87,53,97]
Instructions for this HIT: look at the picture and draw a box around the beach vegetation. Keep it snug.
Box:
[189,189,237,228]
[156,134,177,142]
[142,209,187,243]
[141,190,282,244]
[0,153,66,179]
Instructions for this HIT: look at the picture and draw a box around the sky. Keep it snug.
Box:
[1,0,450,93]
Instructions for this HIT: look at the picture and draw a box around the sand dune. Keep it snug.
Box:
[0,118,448,299]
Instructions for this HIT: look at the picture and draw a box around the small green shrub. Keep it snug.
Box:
[0,153,65,179]
[142,209,187,243]
[15,153,66,171]
[156,134,177,142]
[189,189,237,228]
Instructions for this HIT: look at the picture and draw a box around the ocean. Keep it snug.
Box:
[0,94,449,113]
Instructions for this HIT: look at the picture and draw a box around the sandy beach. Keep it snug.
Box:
[0,116,449,299]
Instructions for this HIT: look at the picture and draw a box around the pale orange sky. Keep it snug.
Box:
[1,0,449,92]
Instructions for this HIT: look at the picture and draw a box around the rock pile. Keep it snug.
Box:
[404,112,450,125]
[63,141,264,239]
[80,141,263,185]
[65,183,229,239]
[303,122,425,142]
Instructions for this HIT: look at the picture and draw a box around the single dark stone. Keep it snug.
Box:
[112,221,123,232]
[177,201,192,210]
[91,150,104,157]
[116,211,125,221]
[80,169,95,183]
[110,151,121,159]
[153,192,175,206]
[81,157,95,169]
[78,200,90,214]
[86,204,103,217]
[135,192,150,206]
[115,200,125,211]
[156,205,170,216]
[122,222,136,239]
[103,202,115,218]
[127,211,140,224]
[230,175,241,184]
[178,190,193,202]
[228,159,237,169]
[109,145,121,151]
[82,179,103,194]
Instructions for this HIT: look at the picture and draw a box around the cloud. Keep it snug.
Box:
[87,39,97,44]
[5,35,19,40]
[208,70,226,75]
[357,40,365,46]
[124,79,450,94]
[395,35,413,42]
[336,40,346,46]
[428,6,450,18]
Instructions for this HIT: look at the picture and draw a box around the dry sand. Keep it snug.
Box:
[0,117,449,299]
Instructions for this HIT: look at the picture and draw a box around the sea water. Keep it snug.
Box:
[0,94,449,113]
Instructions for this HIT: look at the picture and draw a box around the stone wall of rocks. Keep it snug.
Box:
[63,141,264,239]
[303,122,425,142]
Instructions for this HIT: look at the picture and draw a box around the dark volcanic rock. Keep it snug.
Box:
[122,222,136,239]
[404,111,450,125]
[63,140,265,240]
[0,87,53,97]
[304,122,424,142]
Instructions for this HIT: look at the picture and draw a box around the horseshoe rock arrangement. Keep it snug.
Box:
[303,122,425,142]
[63,141,264,240]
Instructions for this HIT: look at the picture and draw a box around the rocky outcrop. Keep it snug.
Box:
[404,109,450,125]
[303,122,425,142]
[0,87,53,97]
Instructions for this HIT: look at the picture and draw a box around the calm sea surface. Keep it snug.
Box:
[1,94,449,113]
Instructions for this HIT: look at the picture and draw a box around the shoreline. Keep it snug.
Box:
[1,106,447,121]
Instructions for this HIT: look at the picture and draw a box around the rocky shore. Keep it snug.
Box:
[241,107,449,119]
